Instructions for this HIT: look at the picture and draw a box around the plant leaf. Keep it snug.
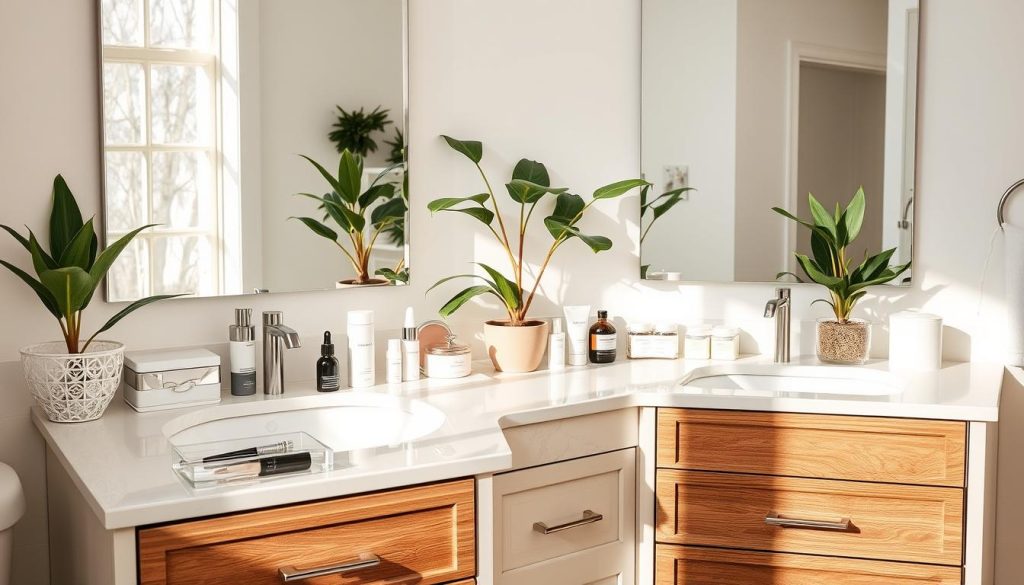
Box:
[0,259,61,319]
[544,218,612,252]
[39,267,93,315]
[438,285,497,317]
[844,187,867,246]
[0,224,30,251]
[651,193,685,220]
[358,183,395,209]
[642,187,695,214]
[337,149,363,205]
[593,178,649,200]
[370,197,406,227]
[852,247,896,283]
[439,207,494,225]
[339,205,366,233]
[28,232,57,275]
[427,194,490,213]
[550,192,585,221]
[809,230,836,276]
[441,135,483,164]
[476,262,521,310]
[299,155,346,203]
[427,273,495,294]
[505,179,567,204]
[58,218,97,270]
[90,294,187,341]
[297,192,352,232]
[511,159,550,187]
[795,254,843,286]
[89,224,155,289]
[49,174,84,259]
[775,271,806,283]
[772,206,837,246]
[291,217,338,241]
[374,267,407,284]
[807,193,838,240]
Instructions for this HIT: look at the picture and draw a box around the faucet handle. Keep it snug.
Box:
[775,287,791,299]
[263,311,283,326]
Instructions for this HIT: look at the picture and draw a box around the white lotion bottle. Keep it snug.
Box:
[548,318,566,370]
[229,308,257,396]
[386,339,403,384]
[347,310,375,388]
[402,306,420,381]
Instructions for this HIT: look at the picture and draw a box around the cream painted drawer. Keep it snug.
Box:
[491,448,636,585]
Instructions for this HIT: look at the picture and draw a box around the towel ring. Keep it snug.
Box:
[997,178,1024,229]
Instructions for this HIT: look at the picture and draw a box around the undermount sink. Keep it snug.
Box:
[166,393,447,452]
[678,364,904,396]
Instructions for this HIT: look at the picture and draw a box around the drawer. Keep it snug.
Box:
[657,408,966,486]
[138,479,475,585]
[656,469,963,566]
[655,544,962,585]
[491,449,635,585]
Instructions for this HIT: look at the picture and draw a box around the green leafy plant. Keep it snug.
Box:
[328,106,392,157]
[772,187,911,322]
[385,128,405,166]
[428,136,649,325]
[375,265,409,284]
[292,150,407,284]
[0,175,183,353]
[639,184,695,278]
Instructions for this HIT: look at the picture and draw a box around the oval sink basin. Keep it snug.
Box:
[167,393,447,452]
[679,364,904,396]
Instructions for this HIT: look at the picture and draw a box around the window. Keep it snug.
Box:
[101,0,222,300]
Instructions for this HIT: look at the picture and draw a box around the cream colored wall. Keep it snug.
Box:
[0,1,1023,584]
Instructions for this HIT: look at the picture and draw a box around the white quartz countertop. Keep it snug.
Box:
[31,355,1004,530]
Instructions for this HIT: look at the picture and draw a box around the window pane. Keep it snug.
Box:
[149,0,213,50]
[104,151,148,232]
[152,151,212,228]
[152,236,213,295]
[151,64,211,145]
[107,238,149,302]
[101,0,144,47]
[102,62,146,146]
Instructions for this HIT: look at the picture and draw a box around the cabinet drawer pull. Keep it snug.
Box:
[279,553,380,582]
[533,509,604,534]
[765,512,851,531]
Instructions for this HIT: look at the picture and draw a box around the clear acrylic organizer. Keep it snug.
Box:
[171,431,333,489]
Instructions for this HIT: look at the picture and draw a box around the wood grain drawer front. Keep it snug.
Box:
[656,409,966,486]
[655,545,962,585]
[656,470,963,566]
[138,479,475,585]
[492,449,635,585]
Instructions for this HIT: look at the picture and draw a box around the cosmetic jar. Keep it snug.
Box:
[684,324,713,360]
[627,322,680,359]
[123,348,221,412]
[424,335,472,379]
[711,326,740,360]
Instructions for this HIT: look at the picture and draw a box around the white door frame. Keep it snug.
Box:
[783,42,886,273]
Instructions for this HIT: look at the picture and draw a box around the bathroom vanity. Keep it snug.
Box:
[33,357,1002,585]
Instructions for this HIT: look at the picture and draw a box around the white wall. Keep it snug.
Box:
[0,1,1023,583]
[641,0,737,280]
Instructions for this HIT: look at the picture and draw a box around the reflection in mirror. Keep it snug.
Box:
[641,0,918,284]
[99,0,408,301]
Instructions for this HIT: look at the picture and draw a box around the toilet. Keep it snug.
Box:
[0,463,24,585]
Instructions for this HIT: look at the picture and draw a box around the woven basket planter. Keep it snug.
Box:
[20,341,124,423]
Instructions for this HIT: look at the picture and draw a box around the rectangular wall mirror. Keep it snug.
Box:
[99,0,408,301]
[640,0,919,284]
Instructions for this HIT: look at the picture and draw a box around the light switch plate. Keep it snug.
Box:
[663,165,690,199]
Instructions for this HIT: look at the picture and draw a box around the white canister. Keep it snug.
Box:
[711,326,740,361]
[888,311,942,371]
[684,324,713,359]
[424,336,472,379]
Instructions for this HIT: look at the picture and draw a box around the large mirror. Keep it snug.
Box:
[640,0,919,283]
[99,0,408,301]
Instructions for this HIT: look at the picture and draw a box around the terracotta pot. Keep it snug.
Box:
[483,320,550,373]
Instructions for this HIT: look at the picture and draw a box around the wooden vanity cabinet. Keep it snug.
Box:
[653,408,968,584]
[137,478,475,585]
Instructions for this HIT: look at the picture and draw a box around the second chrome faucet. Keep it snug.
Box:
[764,288,791,363]
[263,311,301,395]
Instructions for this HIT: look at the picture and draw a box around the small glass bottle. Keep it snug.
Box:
[589,310,617,364]
[316,331,340,392]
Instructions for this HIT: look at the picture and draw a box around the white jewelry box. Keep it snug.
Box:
[123,348,222,412]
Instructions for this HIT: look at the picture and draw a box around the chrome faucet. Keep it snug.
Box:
[763,288,791,363]
[262,311,301,395]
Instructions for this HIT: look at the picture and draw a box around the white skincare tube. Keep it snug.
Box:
[563,305,591,366]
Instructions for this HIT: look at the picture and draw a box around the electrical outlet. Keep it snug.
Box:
[663,165,690,199]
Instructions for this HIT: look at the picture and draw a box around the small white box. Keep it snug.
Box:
[123,348,222,412]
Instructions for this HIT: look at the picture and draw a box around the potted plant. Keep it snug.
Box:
[772,188,911,364]
[428,136,648,372]
[293,149,408,287]
[0,175,182,422]
[639,184,695,278]
[328,105,392,157]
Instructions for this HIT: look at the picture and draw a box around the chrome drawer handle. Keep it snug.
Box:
[279,553,380,582]
[765,512,851,531]
[533,509,604,534]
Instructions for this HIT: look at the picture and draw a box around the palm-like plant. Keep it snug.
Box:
[292,150,407,284]
[328,106,392,157]
[428,136,649,325]
[0,175,183,353]
[385,128,405,166]
[772,187,911,322]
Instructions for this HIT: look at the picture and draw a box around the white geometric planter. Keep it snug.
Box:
[20,341,124,423]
